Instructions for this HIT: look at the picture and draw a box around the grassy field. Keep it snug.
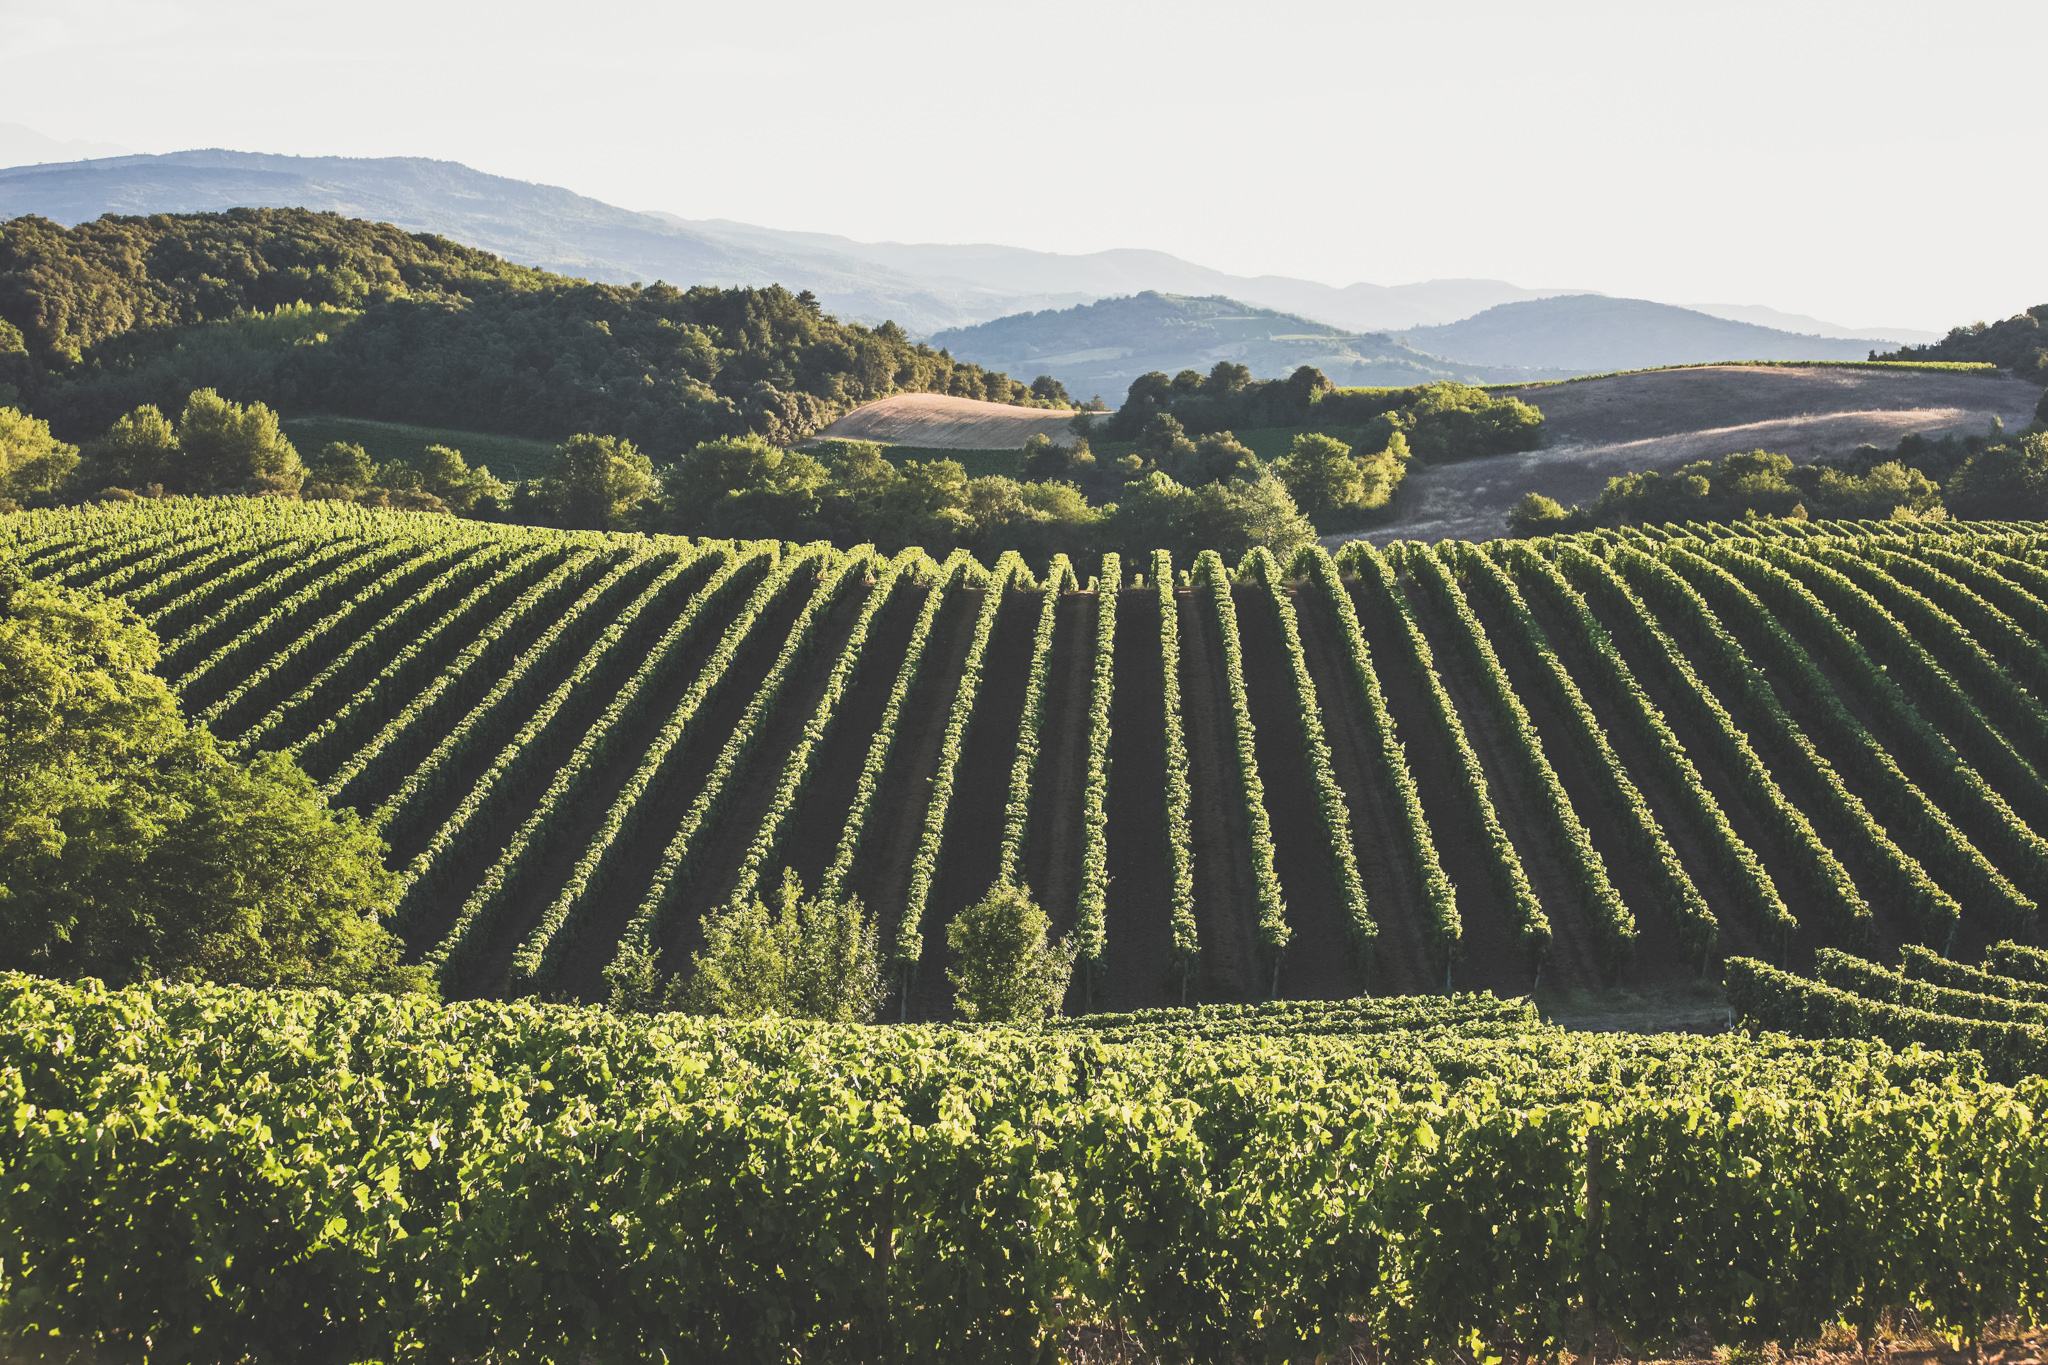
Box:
[283,415,559,481]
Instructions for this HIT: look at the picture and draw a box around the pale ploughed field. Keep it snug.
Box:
[812,393,1085,450]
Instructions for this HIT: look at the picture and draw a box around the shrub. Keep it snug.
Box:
[946,883,1074,1023]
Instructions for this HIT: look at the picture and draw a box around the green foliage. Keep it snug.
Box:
[944,882,1074,1022]
[1945,430,2048,520]
[0,406,78,504]
[2,211,1053,452]
[1115,465,1317,561]
[1508,491,1572,536]
[1388,382,1544,462]
[1872,303,2048,372]
[1274,429,1402,514]
[522,432,657,530]
[669,871,885,1022]
[0,560,407,991]
[1072,553,1118,983]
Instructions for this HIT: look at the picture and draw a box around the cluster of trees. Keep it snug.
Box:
[610,873,1071,1025]
[1872,302,2048,379]
[0,390,506,518]
[0,209,1066,450]
[655,433,1320,561]
[1508,421,2048,534]
[0,560,413,991]
[1105,361,1544,464]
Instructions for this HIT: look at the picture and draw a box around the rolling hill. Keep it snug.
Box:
[0,148,1586,335]
[1356,363,2044,544]
[1404,295,1899,372]
[927,291,1570,404]
[12,499,2048,1020]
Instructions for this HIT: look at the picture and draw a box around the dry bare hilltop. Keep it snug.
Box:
[1354,365,2045,544]
[811,393,1088,450]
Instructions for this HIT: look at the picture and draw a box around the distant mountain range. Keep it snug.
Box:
[1401,295,1898,372]
[0,149,1588,335]
[929,292,1572,402]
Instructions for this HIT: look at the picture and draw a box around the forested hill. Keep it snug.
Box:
[0,209,1058,450]
[929,291,1560,402]
[1874,303,2048,378]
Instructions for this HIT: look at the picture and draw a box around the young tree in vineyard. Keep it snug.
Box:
[946,883,1074,1023]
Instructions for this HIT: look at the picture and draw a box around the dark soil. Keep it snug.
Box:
[909,590,1041,1021]
[775,581,926,893]
[1462,580,1696,990]
[1177,588,1262,1001]
[1519,583,1768,970]
[380,554,699,870]
[1097,590,1177,1011]
[1026,594,1096,937]
[1234,586,1357,1000]
[278,548,566,767]
[845,585,978,1006]
[1347,576,1528,997]
[655,584,878,948]
[506,572,821,1002]
[1293,587,1437,995]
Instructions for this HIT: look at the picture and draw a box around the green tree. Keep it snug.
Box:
[81,405,177,490]
[0,407,80,503]
[2035,387,2048,427]
[1204,360,1252,395]
[0,561,410,990]
[1394,383,1545,462]
[1275,432,1368,513]
[307,440,375,492]
[1507,491,1576,536]
[174,389,305,495]
[673,871,885,1022]
[661,433,826,537]
[1135,412,1196,466]
[1945,431,2048,520]
[530,432,657,530]
[945,882,1073,1023]
[414,444,505,516]
[1029,375,1071,405]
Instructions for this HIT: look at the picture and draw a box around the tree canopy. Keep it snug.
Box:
[0,560,411,990]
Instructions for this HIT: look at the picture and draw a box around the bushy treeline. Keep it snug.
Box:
[1871,302,2048,378]
[1106,360,1544,462]
[1510,423,2048,534]
[0,209,1061,449]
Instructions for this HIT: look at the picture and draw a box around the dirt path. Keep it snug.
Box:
[1026,594,1095,938]
[1295,588,1439,996]
[1177,589,1262,1000]
[1099,590,1176,1011]
[1235,586,1356,1000]
[909,591,1040,1021]
[1341,365,2045,545]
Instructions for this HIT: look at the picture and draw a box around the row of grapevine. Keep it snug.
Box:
[1070,553,1118,981]
[1477,542,1714,965]
[1341,540,1547,979]
[1192,549,1290,993]
[1245,547,1376,975]
[1153,550,1201,995]
[995,556,1075,887]
[1539,544,1792,948]
[895,552,1021,1007]
[1298,546,1460,972]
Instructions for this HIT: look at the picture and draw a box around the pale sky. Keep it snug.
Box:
[2,0,2042,333]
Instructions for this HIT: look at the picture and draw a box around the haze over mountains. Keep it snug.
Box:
[0,148,1602,336]
[0,145,1937,388]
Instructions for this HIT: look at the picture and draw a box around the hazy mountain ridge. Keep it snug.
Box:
[928,292,1575,404]
[1403,295,1903,373]
[0,149,1583,337]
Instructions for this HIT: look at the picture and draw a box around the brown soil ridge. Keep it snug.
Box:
[1176,588,1262,1000]
[1098,589,1176,1011]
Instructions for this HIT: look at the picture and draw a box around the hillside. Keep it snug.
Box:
[12,500,2048,1018]
[0,149,1589,334]
[1360,364,2044,544]
[927,291,1578,403]
[0,209,1053,448]
[1405,295,1899,371]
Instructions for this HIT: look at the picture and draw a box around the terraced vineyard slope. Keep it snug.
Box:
[10,501,2048,1012]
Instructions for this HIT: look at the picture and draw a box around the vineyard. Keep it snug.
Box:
[8,501,2048,1012]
